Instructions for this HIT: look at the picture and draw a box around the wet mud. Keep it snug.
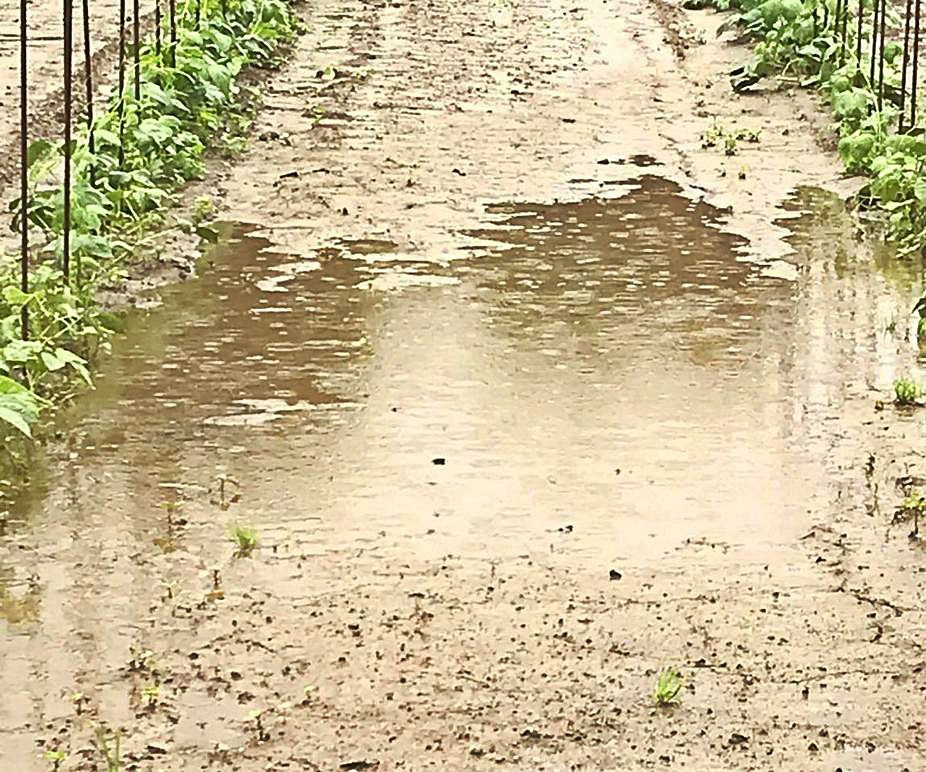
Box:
[2,0,926,770]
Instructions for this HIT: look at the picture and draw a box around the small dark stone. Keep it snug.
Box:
[609,569,622,581]
[432,457,446,465]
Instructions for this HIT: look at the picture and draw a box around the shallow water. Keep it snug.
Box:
[0,175,921,764]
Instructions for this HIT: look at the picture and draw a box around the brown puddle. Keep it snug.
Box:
[0,175,921,764]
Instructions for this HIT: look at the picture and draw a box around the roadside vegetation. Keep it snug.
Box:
[0,0,296,450]
[699,0,926,260]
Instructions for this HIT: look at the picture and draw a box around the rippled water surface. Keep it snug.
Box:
[0,176,921,763]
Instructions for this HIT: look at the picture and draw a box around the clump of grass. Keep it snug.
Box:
[894,377,921,406]
[654,667,684,706]
[231,524,259,557]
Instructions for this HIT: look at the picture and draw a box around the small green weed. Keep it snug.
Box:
[141,683,160,708]
[92,726,121,772]
[654,666,684,706]
[894,378,920,406]
[248,707,270,741]
[231,523,259,557]
[701,122,760,156]
[895,491,926,537]
[43,750,66,770]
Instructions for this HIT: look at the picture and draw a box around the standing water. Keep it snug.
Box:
[0,175,919,766]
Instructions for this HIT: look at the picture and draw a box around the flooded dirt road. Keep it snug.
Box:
[3,0,926,769]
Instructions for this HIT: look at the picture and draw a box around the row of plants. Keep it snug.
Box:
[699,0,926,257]
[0,0,297,445]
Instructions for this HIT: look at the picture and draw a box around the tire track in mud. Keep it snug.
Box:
[2,0,926,770]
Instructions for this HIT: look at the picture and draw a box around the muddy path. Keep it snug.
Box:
[3,0,926,769]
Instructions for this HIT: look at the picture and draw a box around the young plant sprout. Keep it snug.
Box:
[231,523,259,557]
[894,377,920,406]
[654,667,684,706]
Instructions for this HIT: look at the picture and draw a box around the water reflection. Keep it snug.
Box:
[0,176,922,766]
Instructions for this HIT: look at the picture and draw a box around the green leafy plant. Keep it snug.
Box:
[0,374,42,436]
[893,377,920,406]
[705,0,926,265]
[231,523,259,557]
[0,0,296,455]
[654,666,684,705]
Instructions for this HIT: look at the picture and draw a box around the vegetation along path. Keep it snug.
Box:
[2,0,926,769]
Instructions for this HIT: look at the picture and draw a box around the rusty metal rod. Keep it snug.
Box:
[82,0,94,173]
[913,0,922,126]
[118,0,126,164]
[900,0,913,130]
[878,0,886,110]
[856,0,864,69]
[132,0,140,99]
[19,0,28,339]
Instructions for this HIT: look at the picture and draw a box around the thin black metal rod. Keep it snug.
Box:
[155,0,162,57]
[19,0,28,339]
[878,0,886,110]
[840,0,850,63]
[834,0,843,65]
[132,0,140,100]
[856,0,864,69]
[169,0,176,66]
[82,0,94,169]
[870,0,879,87]
[118,0,126,164]
[901,0,914,130]
[914,0,922,126]
[63,0,73,281]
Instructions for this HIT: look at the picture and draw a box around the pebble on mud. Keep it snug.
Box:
[609,569,622,581]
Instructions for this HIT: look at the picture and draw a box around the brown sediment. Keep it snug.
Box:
[1,0,926,770]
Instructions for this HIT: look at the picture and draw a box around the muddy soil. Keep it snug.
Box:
[2,0,926,770]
